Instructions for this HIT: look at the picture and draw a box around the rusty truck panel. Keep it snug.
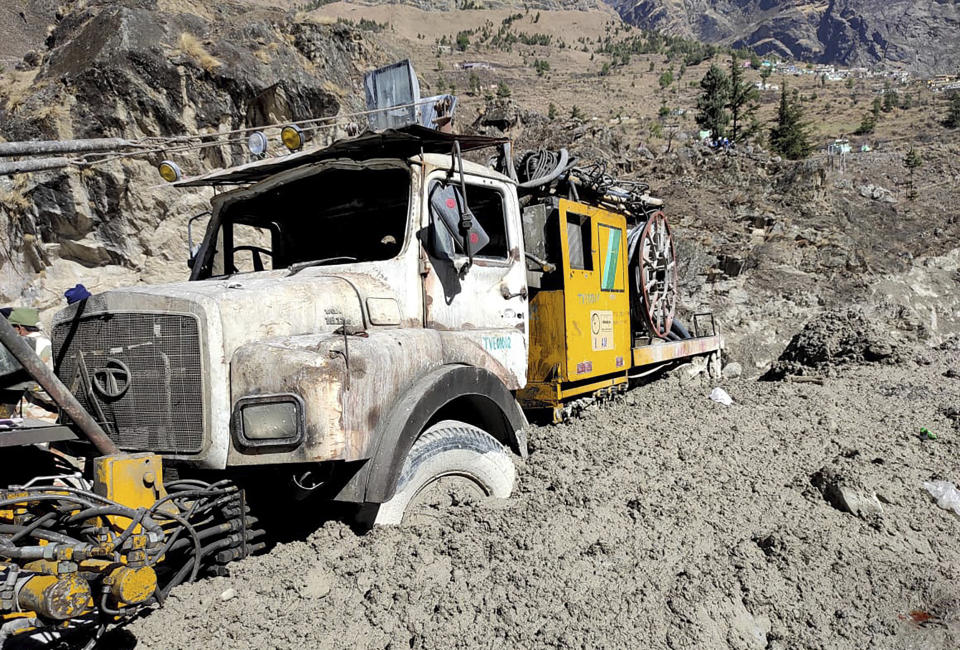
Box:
[227,327,527,466]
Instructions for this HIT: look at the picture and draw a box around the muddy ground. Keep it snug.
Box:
[118,338,960,650]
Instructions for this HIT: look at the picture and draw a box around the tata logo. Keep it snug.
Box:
[91,358,131,399]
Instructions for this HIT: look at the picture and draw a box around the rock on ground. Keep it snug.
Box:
[122,351,960,649]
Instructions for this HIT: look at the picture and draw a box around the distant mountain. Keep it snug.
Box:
[609,0,960,74]
[322,0,603,10]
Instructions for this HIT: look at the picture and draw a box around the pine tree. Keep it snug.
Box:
[945,91,960,128]
[769,83,813,160]
[882,90,898,113]
[728,53,759,142]
[854,112,876,135]
[695,64,730,139]
[903,146,923,201]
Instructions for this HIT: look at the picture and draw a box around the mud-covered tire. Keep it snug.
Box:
[372,420,515,525]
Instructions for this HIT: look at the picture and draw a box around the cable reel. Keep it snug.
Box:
[630,211,677,339]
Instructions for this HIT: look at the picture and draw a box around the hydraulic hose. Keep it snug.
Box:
[0,524,81,546]
[518,148,570,189]
[7,512,56,543]
[671,319,692,340]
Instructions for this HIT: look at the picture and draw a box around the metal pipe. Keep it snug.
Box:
[0,158,74,175]
[0,315,119,456]
[0,138,137,157]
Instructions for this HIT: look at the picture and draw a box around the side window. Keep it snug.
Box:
[229,223,274,273]
[598,223,624,291]
[467,185,508,259]
[566,213,593,271]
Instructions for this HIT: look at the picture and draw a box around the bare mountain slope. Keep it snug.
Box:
[610,0,960,74]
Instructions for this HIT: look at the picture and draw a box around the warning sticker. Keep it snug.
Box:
[590,310,614,351]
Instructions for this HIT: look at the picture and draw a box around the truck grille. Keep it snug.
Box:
[52,313,204,453]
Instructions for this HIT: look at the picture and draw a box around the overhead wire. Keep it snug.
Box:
[1,97,444,174]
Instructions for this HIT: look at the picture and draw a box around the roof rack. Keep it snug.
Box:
[173,125,508,187]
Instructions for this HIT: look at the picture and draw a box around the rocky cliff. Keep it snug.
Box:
[611,0,960,74]
[0,0,388,315]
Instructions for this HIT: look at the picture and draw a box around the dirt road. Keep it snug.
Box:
[125,347,960,649]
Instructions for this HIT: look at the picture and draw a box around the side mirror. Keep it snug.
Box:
[427,184,489,263]
[186,211,211,268]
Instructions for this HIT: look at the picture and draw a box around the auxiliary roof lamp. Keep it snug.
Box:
[247,130,268,157]
[280,124,305,152]
[158,160,182,183]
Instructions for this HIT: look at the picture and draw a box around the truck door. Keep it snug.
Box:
[421,171,528,386]
[558,199,630,381]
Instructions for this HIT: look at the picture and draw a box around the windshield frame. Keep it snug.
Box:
[190,158,413,281]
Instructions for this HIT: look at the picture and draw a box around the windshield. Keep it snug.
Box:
[193,164,411,279]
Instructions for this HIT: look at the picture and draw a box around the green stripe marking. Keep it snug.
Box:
[601,227,620,290]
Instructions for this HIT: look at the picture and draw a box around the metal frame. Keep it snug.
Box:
[692,312,718,338]
[52,309,208,455]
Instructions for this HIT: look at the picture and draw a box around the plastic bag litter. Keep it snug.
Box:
[709,387,733,406]
[923,480,960,516]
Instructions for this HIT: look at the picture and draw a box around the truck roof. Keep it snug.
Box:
[175,125,508,188]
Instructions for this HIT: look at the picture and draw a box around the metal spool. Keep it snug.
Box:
[632,211,677,339]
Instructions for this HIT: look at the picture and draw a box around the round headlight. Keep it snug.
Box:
[280,125,304,151]
[158,160,182,183]
[247,131,268,156]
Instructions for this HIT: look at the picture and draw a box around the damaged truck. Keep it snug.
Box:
[1,72,721,640]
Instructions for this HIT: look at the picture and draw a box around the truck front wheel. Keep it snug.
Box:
[371,420,516,525]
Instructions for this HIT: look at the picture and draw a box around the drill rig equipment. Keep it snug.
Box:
[0,314,263,646]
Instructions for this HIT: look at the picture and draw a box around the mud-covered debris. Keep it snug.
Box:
[722,361,743,379]
[809,466,883,520]
[943,407,960,431]
[763,310,899,380]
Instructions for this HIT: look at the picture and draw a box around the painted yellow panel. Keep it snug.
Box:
[525,290,566,384]
[557,199,630,382]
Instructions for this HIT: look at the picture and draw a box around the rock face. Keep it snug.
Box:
[0,0,387,315]
[610,0,960,74]
[0,0,61,69]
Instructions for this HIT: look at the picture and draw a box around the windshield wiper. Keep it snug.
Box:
[286,256,358,277]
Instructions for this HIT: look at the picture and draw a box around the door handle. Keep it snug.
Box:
[500,284,528,301]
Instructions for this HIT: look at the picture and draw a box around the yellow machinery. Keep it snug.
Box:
[518,198,722,420]
[522,200,632,407]
[0,315,263,644]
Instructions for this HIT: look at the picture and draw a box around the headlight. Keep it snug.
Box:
[232,394,304,449]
